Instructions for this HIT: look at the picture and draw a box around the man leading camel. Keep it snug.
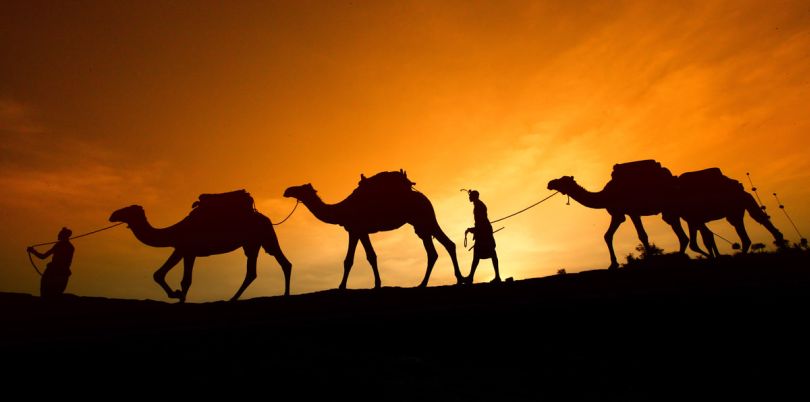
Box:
[28,227,74,299]
[465,190,501,284]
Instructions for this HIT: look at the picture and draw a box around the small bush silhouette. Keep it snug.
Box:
[627,243,663,261]
[623,243,687,268]
[557,269,567,275]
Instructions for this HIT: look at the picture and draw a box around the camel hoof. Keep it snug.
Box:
[169,289,183,299]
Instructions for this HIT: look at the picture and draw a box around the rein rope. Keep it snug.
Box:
[271,200,300,225]
[706,228,735,245]
[489,191,560,224]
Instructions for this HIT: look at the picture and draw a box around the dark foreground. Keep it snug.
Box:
[3,251,810,399]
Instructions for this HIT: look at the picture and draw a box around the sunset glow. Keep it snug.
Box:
[2,1,808,301]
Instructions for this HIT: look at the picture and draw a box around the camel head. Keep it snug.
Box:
[283,184,317,202]
[547,176,577,195]
[109,205,146,225]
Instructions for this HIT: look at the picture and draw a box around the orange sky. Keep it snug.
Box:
[2,1,809,301]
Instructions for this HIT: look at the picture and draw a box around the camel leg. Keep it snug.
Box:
[340,234,360,290]
[273,253,292,297]
[749,210,786,247]
[467,257,480,285]
[418,235,439,288]
[263,234,292,296]
[698,225,720,257]
[663,212,689,254]
[178,255,195,303]
[231,244,260,301]
[630,215,650,251]
[432,228,463,284]
[491,253,501,282]
[153,249,183,300]
[687,222,710,257]
[605,214,626,270]
[359,234,380,289]
[728,215,751,253]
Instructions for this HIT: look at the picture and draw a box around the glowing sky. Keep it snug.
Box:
[2,1,808,301]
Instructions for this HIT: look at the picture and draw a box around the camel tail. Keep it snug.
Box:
[743,192,785,242]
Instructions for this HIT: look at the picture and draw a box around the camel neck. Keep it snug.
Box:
[566,183,608,209]
[300,194,344,225]
[128,216,176,248]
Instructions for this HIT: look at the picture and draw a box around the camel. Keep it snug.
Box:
[109,200,292,302]
[674,168,784,257]
[547,175,689,269]
[283,172,463,290]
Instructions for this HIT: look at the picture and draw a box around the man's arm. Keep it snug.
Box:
[27,245,54,259]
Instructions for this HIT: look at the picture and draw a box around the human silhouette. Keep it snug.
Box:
[283,170,464,290]
[109,189,292,303]
[27,227,74,299]
[464,190,501,284]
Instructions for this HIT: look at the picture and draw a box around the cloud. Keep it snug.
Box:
[0,99,44,135]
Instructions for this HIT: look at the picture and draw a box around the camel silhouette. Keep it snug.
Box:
[283,171,463,289]
[675,168,784,257]
[109,198,292,302]
[547,171,689,269]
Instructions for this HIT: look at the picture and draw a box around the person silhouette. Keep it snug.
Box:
[465,190,500,284]
[27,227,74,299]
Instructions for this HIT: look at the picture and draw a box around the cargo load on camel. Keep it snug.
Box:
[610,159,675,185]
[358,169,415,191]
[607,159,678,212]
[340,169,419,224]
[677,168,745,193]
[351,169,417,200]
[191,189,256,219]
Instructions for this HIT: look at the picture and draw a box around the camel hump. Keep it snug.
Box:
[192,189,256,213]
[610,160,675,186]
[357,170,416,191]
[678,168,743,191]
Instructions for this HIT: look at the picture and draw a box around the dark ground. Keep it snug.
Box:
[3,250,810,400]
